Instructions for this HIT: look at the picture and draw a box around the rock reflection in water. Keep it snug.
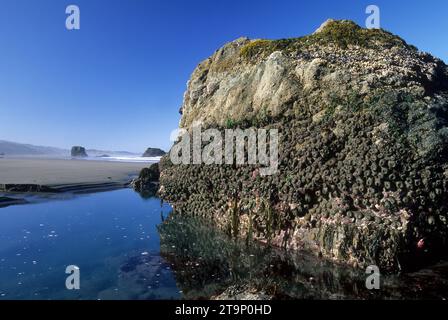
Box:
[110,253,180,300]
[119,211,448,300]
[157,212,369,299]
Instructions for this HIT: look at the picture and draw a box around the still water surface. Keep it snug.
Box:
[0,189,447,300]
[0,189,178,299]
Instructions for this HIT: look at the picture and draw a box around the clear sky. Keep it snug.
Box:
[0,0,446,152]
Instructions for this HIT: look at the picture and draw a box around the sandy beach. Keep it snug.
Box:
[0,158,150,188]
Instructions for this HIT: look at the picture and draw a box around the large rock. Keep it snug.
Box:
[132,163,160,198]
[71,146,88,158]
[179,20,447,129]
[159,20,448,272]
[142,148,166,157]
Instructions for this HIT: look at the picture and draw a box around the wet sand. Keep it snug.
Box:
[0,158,150,188]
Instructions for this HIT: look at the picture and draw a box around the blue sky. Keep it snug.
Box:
[0,0,446,152]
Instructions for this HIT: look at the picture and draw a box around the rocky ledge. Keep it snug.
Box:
[0,196,28,208]
[157,20,448,272]
[0,184,59,193]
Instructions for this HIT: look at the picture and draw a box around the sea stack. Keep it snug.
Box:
[158,20,448,272]
[71,146,88,158]
[142,148,166,157]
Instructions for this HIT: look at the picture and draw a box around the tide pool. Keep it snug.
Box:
[0,189,178,300]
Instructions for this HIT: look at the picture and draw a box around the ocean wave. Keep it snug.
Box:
[87,156,161,163]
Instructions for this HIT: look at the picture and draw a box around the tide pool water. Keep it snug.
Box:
[0,189,179,300]
[0,188,447,300]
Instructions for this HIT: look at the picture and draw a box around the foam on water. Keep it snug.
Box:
[87,156,161,163]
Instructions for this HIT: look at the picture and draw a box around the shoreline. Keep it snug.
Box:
[0,157,152,207]
[0,181,132,195]
[0,182,134,209]
[0,196,28,208]
[0,158,151,185]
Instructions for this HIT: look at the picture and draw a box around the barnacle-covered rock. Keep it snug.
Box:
[158,20,448,272]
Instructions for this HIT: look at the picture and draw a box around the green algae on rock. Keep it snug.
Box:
[158,20,448,272]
